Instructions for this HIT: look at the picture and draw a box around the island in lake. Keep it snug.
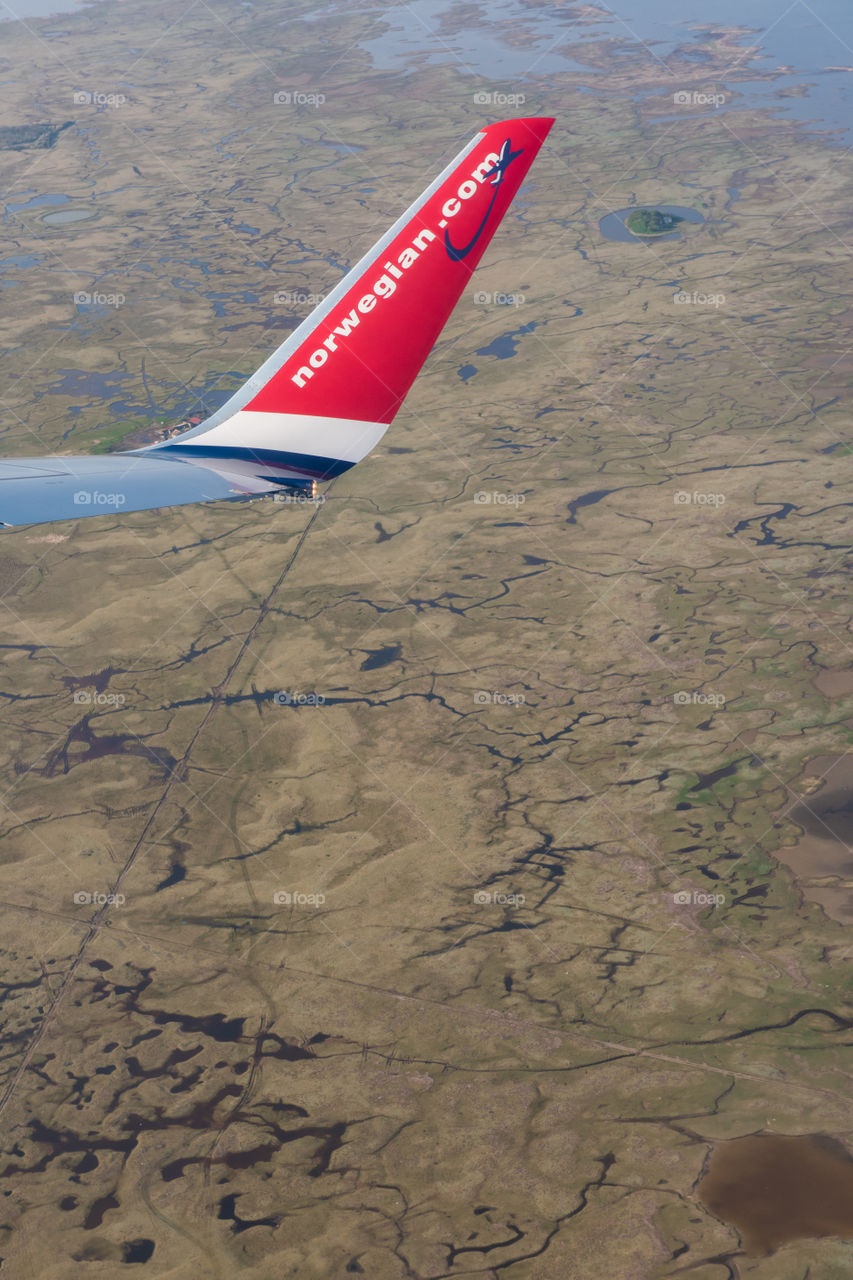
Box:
[625,207,685,236]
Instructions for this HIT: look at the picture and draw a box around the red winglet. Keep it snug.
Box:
[243,117,554,425]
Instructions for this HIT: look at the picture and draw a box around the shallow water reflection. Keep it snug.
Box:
[699,1132,853,1256]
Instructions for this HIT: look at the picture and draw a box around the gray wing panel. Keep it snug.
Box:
[0,453,280,530]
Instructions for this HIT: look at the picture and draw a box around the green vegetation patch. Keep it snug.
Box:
[626,207,685,236]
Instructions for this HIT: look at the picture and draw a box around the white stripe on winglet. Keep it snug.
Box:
[173,411,390,464]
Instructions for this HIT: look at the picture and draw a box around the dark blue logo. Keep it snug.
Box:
[445,137,525,262]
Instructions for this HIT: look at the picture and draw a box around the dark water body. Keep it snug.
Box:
[599,205,705,244]
[360,644,402,671]
[566,488,612,524]
[476,321,538,360]
[0,254,42,268]
[699,1133,853,1255]
[42,207,94,225]
[362,0,853,145]
[43,369,242,434]
[122,1240,155,1264]
[5,192,68,213]
[46,368,134,399]
[788,786,853,847]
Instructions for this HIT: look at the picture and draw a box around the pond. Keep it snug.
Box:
[599,205,705,244]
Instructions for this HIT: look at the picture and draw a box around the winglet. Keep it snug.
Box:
[147,117,554,483]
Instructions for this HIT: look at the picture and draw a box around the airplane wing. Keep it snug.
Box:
[0,116,554,530]
[0,453,284,529]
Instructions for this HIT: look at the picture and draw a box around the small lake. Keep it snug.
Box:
[599,206,705,244]
[699,1133,853,1255]
[6,193,68,213]
[42,208,95,225]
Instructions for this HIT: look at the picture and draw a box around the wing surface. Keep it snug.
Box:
[0,117,554,530]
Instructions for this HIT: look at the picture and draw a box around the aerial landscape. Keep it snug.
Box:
[1,0,853,1276]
